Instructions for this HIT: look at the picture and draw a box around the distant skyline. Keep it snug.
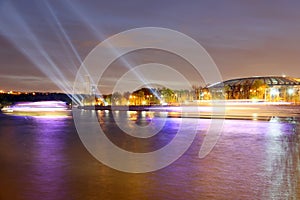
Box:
[1,0,300,93]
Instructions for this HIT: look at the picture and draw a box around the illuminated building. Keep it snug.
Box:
[208,76,300,102]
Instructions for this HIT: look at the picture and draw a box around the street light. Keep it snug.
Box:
[270,88,279,96]
[288,88,294,95]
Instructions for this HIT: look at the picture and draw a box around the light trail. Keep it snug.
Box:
[0,3,71,91]
[1,1,179,104]
[64,0,164,101]
[0,1,82,104]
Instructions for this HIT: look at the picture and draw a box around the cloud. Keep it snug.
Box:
[0,74,44,82]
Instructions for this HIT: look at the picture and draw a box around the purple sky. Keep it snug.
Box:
[1,0,300,93]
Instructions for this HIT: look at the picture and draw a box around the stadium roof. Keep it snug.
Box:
[209,76,300,88]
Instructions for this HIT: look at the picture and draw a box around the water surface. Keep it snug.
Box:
[0,111,299,200]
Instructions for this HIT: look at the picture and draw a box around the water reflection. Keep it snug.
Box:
[263,122,300,199]
[0,111,299,199]
[214,120,300,199]
[0,115,72,200]
[29,116,70,199]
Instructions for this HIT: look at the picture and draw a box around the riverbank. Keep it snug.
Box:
[77,104,300,121]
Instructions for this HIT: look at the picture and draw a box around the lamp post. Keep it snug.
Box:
[146,95,149,105]
[288,88,294,102]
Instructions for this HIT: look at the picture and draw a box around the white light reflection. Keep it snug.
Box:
[1,101,70,117]
[263,121,298,199]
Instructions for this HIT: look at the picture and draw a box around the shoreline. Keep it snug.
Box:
[2,104,299,121]
[77,104,300,122]
[78,103,300,111]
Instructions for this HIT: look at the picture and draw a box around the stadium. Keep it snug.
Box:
[208,76,300,102]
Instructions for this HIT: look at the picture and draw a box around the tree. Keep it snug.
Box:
[192,85,202,100]
[232,84,242,99]
[160,88,175,104]
[111,92,122,105]
[224,85,232,99]
[123,91,131,100]
[251,80,268,99]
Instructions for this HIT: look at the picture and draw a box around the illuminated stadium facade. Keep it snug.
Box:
[208,76,300,102]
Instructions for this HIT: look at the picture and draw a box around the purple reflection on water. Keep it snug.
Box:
[0,115,73,200]
[29,117,71,199]
[0,111,299,200]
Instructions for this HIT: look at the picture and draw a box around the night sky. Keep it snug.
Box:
[1,0,300,93]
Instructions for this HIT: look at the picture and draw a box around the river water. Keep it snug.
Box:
[0,109,299,200]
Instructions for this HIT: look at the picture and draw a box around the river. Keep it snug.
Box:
[0,109,299,200]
